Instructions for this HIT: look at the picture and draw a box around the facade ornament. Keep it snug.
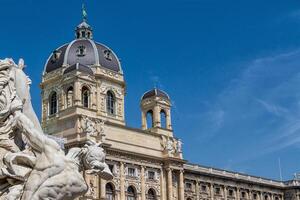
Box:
[176,139,183,153]
[161,136,175,156]
[81,116,106,143]
[0,58,113,200]
[87,179,96,196]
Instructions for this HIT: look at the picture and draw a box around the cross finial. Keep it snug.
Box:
[82,2,88,22]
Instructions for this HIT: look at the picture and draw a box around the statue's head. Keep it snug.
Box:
[82,140,113,180]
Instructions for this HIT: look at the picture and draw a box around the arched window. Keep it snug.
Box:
[106,91,115,115]
[66,86,73,108]
[160,109,167,129]
[127,186,136,200]
[265,195,269,200]
[106,183,114,200]
[49,91,57,115]
[146,110,153,128]
[147,188,156,200]
[82,86,90,108]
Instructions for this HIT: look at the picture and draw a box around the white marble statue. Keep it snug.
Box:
[0,58,113,200]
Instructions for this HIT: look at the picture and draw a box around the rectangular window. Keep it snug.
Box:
[201,185,207,192]
[215,187,221,195]
[148,171,155,180]
[128,167,136,177]
[241,191,246,198]
[228,189,234,197]
[185,182,192,190]
[253,193,258,200]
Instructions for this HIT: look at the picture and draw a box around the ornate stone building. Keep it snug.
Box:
[40,14,300,200]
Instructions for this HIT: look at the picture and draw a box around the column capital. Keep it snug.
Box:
[165,167,173,172]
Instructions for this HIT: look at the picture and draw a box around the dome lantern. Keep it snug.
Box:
[75,3,93,39]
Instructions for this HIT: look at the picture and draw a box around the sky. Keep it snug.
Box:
[1,0,300,180]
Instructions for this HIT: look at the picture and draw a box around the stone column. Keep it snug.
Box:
[154,105,161,128]
[179,170,184,200]
[167,168,173,200]
[160,168,166,200]
[91,87,97,110]
[141,111,147,130]
[195,181,200,200]
[96,83,101,115]
[100,178,106,200]
[224,186,227,200]
[237,187,240,200]
[120,162,125,200]
[74,81,81,106]
[210,183,214,200]
[260,191,263,200]
[166,109,172,130]
[141,166,146,200]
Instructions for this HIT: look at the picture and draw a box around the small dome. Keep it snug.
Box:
[142,88,170,100]
[43,21,122,74]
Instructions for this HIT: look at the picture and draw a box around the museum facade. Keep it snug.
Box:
[40,17,300,200]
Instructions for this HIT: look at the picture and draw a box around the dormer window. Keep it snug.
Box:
[76,46,86,57]
[104,49,112,61]
[51,50,61,62]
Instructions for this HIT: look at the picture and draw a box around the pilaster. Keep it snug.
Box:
[179,170,184,200]
[120,162,125,199]
[167,168,173,200]
[141,166,146,200]
[210,183,214,200]
[160,168,166,200]
[100,178,106,200]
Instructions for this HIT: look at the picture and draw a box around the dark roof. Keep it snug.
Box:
[142,88,170,100]
[44,39,122,74]
[45,44,68,73]
[63,63,93,75]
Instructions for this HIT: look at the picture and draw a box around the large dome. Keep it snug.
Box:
[44,21,122,74]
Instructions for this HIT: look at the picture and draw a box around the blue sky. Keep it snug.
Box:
[1,0,300,180]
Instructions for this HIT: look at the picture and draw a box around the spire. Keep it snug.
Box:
[75,3,93,39]
[82,3,88,22]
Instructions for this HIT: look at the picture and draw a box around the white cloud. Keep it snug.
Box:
[191,48,300,162]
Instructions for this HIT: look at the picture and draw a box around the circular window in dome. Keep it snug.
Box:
[76,45,86,57]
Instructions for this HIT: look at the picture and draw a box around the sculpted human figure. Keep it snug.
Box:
[0,58,113,200]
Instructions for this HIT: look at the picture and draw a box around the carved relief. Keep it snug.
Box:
[80,116,106,143]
